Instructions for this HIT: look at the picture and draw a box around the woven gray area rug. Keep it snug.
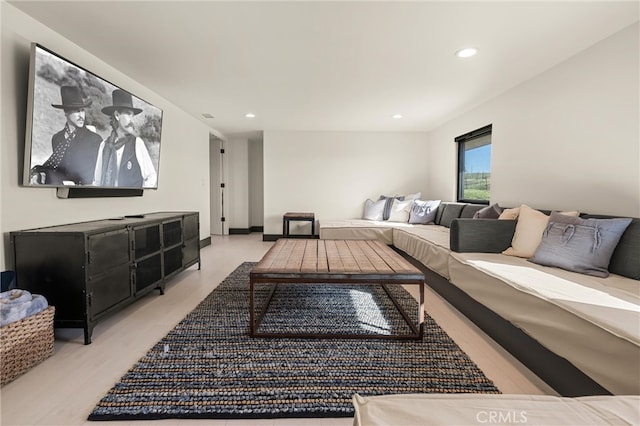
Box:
[88,262,499,421]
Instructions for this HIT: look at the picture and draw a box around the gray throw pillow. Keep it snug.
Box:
[584,215,639,280]
[409,200,441,224]
[473,203,503,219]
[529,212,632,277]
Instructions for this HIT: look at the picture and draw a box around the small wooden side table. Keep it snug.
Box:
[282,212,315,236]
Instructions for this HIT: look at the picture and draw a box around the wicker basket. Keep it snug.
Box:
[1,306,55,386]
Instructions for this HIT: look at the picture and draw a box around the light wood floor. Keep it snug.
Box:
[0,234,556,426]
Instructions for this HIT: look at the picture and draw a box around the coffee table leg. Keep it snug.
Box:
[418,281,424,338]
[250,279,255,336]
[250,282,279,337]
[381,283,423,339]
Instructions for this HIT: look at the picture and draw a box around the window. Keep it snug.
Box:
[456,124,492,204]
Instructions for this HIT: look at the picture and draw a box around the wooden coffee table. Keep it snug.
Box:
[249,239,425,339]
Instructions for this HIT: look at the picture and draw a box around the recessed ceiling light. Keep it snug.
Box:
[245,113,256,118]
[392,114,403,119]
[455,48,478,58]
[202,113,215,119]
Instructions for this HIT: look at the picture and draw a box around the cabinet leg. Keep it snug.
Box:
[84,324,93,345]
[159,285,165,295]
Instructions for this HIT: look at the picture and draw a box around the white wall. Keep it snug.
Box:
[1,3,212,269]
[427,23,640,216]
[263,131,430,235]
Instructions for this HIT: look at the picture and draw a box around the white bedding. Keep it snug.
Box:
[352,394,640,426]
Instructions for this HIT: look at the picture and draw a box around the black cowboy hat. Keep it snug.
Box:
[101,89,143,116]
[51,86,92,109]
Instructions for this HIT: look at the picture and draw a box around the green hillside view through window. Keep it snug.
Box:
[457,126,491,203]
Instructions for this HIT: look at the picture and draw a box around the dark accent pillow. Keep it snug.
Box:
[409,200,441,224]
[529,212,632,277]
[473,203,503,219]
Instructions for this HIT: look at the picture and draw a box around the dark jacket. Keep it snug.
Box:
[45,126,102,185]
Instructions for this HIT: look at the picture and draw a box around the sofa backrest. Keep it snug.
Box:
[435,202,486,227]
[440,202,638,280]
[460,204,485,218]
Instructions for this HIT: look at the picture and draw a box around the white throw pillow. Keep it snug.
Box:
[363,198,386,221]
[387,199,414,223]
[503,205,579,258]
[409,199,441,224]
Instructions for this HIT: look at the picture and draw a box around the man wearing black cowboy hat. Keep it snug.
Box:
[93,89,157,188]
[30,85,102,185]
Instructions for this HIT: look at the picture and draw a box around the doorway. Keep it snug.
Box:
[210,134,228,235]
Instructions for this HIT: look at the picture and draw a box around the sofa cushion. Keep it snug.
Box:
[503,205,579,258]
[319,219,396,244]
[393,226,452,278]
[530,213,633,278]
[409,199,440,224]
[352,394,640,426]
[473,203,503,219]
[438,203,466,228]
[449,250,640,394]
[363,198,386,221]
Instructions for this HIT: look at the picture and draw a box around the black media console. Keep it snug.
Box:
[10,212,200,344]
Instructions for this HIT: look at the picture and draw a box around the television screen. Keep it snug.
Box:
[23,43,163,190]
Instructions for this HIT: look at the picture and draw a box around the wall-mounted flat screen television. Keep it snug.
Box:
[23,43,163,190]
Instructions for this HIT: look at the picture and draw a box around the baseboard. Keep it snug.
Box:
[200,237,211,248]
[394,247,611,397]
[229,228,251,235]
[263,234,319,241]
[229,227,264,235]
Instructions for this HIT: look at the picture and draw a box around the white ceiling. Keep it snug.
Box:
[9,1,639,138]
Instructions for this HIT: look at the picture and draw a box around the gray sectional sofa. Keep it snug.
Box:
[319,202,640,396]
